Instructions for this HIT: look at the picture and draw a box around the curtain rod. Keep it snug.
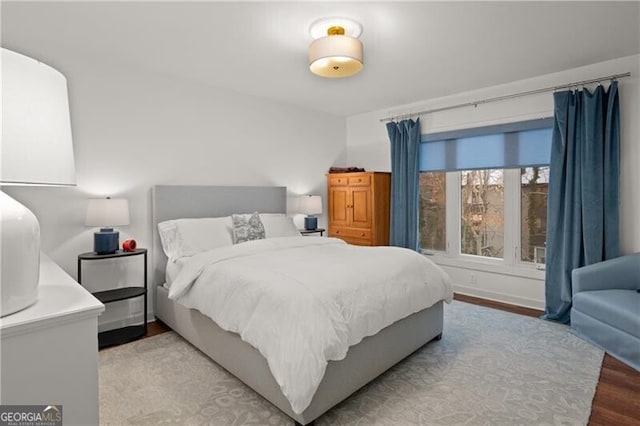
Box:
[379,71,631,123]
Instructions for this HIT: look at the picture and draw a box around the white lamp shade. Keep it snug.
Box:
[1,48,76,185]
[1,49,75,317]
[309,35,363,78]
[300,195,323,215]
[85,198,130,227]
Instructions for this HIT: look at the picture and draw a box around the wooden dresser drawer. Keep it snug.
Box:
[348,175,371,186]
[329,175,348,186]
[330,228,371,240]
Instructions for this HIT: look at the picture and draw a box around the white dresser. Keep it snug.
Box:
[0,253,104,425]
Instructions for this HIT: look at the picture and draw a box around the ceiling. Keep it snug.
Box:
[2,1,639,117]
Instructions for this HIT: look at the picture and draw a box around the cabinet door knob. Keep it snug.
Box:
[361,232,365,237]
[336,230,340,234]
[358,178,362,182]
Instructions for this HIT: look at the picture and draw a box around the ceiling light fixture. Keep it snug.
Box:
[309,17,363,78]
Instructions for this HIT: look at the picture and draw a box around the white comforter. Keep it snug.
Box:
[169,237,452,414]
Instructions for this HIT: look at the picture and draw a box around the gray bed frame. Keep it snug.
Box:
[151,185,444,425]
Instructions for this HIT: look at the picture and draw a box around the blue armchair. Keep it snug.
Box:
[571,253,640,371]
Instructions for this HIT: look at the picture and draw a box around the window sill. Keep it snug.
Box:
[423,252,545,281]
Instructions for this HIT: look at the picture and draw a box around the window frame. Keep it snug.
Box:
[417,119,552,280]
[419,117,553,280]
[419,168,546,280]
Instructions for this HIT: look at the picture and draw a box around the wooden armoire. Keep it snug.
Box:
[327,171,391,246]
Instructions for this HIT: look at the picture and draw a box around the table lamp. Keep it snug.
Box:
[85,198,130,254]
[1,48,76,317]
[300,195,322,230]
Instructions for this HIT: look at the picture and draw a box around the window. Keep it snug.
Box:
[419,172,446,251]
[418,119,552,269]
[520,166,549,263]
[460,169,504,258]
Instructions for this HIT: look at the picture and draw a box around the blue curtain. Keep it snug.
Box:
[386,118,421,250]
[543,82,620,324]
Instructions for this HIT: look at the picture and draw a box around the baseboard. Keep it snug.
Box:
[453,284,544,310]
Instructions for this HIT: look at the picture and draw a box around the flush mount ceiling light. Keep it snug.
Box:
[309,17,363,78]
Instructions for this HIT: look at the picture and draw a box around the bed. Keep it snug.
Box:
[152,185,451,425]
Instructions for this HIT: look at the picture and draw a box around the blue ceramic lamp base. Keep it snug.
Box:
[304,216,318,231]
[94,228,119,254]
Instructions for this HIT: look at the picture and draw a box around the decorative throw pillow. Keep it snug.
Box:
[232,212,266,244]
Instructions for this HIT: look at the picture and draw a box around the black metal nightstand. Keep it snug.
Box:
[299,228,325,236]
[78,248,147,349]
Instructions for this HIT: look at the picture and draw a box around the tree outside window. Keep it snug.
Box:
[419,172,446,251]
[460,169,504,258]
[520,166,549,263]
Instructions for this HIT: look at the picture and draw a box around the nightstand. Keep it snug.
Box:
[0,254,104,425]
[78,248,147,349]
[300,228,325,236]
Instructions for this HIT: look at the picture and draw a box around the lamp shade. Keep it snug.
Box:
[300,195,323,215]
[1,48,75,186]
[85,198,130,227]
[309,35,363,78]
[1,48,75,316]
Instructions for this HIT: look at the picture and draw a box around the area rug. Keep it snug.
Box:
[99,301,603,425]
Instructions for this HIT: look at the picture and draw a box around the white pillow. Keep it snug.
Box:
[260,215,300,238]
[157,216,233,260]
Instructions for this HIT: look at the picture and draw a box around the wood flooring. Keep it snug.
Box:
[145,320,170,338]
[117,294,640,425]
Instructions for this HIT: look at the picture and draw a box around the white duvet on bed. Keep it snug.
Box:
[169,237,453,414]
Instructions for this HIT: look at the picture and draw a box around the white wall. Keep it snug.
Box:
[5,56,346,329]
[346,54,640,309]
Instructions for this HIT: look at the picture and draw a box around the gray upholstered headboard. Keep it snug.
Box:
[151,185,287,286]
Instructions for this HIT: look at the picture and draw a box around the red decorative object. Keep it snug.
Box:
[122,239,137,252]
